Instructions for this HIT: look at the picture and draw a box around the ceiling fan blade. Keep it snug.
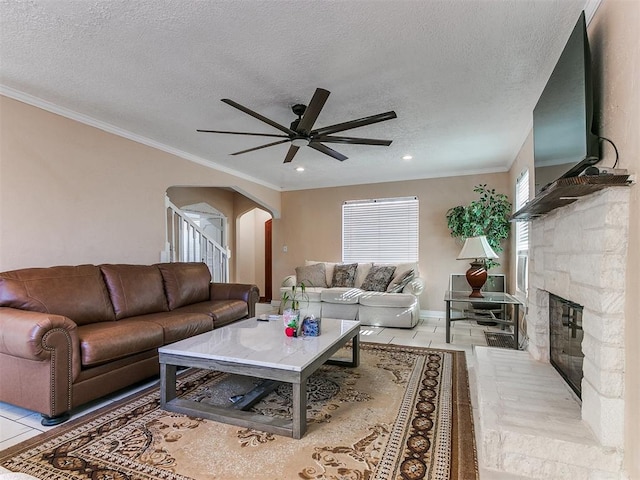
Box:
[313,135,392,146]
[311,111,397,136]
[308,142,348,161]
[230,139,290,156]
[196,129,289,138]
[283,145,300,163]
[221,99,297,136]
[296,88,330,134]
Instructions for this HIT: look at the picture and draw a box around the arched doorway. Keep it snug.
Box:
[237,208,273,302]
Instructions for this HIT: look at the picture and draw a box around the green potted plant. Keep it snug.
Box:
[281,282,308,311]
[445,184,511,268]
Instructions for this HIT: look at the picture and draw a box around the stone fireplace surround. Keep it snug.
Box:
[527,187,629,449]
[475,186,630,478]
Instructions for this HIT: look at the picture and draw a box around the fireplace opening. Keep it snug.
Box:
[549,293,584,398]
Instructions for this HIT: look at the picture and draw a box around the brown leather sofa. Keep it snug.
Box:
[0,262,259,425]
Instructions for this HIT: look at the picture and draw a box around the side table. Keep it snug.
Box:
[444,290,522,349]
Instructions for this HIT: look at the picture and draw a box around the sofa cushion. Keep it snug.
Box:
[77,319,164,367]
[0,265,115,325]
[354,263,373,288]
[283,286,323,303]
[320,287,363,304]
[134,310,213,344]
[360,265,396,292]
[100,265,168,320]
[331,263,357,287]
[173,299,248,327]
[295,263,327,288]
[389,262,419,279]
[156,262,211,310]
[386,268,416,293]
[359,292,417,308]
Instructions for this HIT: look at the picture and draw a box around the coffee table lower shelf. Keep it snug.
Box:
[159,325,359,439]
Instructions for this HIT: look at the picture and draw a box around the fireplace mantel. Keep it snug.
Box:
[510,174,631,221]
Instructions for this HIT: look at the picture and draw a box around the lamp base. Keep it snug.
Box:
[465,261,487,298]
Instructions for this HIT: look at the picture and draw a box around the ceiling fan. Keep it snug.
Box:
[197,88,397,163]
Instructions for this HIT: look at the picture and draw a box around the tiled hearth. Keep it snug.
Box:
[476,187,630,479]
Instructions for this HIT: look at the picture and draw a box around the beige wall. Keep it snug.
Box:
[0,96,281,272]
[273,173,511,311]
[507,1,640,474]
[590,0,640,476]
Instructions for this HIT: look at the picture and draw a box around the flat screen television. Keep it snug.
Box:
[533,11,599,194]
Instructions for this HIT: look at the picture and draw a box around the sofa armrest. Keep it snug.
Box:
[209,283,260,318]
[0,307,81,417]
[0,307,79,362]
[403,277,425,296]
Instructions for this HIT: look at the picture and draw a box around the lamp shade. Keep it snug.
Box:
[457,236,498,260]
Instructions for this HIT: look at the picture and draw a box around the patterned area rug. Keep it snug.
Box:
[0,343,477,479]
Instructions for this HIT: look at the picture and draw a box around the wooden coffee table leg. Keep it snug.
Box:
[292,378,307,439]
[160,363,177,406]
[351,333,360,367]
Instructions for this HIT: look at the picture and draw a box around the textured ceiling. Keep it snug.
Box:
[0,0,593,191]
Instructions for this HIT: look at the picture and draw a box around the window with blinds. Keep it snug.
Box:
[342,197,419,263]
[515,170,530,294]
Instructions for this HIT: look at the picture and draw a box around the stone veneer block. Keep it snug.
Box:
[582,310,625,344]
[583,357,624,398]
[582,226,629,254]
[501,453,621,480]
[581,382,625,448]
[581,333,625,373]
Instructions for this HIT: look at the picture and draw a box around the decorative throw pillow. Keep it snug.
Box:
[295,263,327,288]
[360,265,396,292]
[386,269,415,293]
[305,260,337,287]
[331,263,358,287]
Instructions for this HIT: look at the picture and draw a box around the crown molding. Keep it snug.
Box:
[584,0,602,25]
[0,85,283,192]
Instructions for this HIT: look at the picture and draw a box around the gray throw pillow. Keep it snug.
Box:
[295,263,327,288]
[360,265,396,292]
[331,263,358,287]
[386,269,415,293]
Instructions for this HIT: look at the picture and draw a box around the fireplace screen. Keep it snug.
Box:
[549,294,584,398]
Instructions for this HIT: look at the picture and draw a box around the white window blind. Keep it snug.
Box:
[515,170,530,251]
[515,170,530,294]
[342,197,419,263]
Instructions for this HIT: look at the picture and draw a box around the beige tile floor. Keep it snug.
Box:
[0,304,521,478]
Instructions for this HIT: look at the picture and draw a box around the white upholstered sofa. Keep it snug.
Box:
[279,261,425,328]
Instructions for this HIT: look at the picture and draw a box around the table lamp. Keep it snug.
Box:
[457,236,498,298]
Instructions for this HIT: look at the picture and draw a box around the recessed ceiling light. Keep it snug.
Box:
[295,166,305,172]
[402,155,413,161]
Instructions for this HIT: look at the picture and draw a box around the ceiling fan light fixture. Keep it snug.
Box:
[291,137,310,147]
[197,88,397,163]
[295,166,305,172]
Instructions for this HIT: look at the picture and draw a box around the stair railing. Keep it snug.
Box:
[165,197,229,283]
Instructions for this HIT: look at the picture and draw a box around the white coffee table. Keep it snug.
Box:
[158,317,360,439]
